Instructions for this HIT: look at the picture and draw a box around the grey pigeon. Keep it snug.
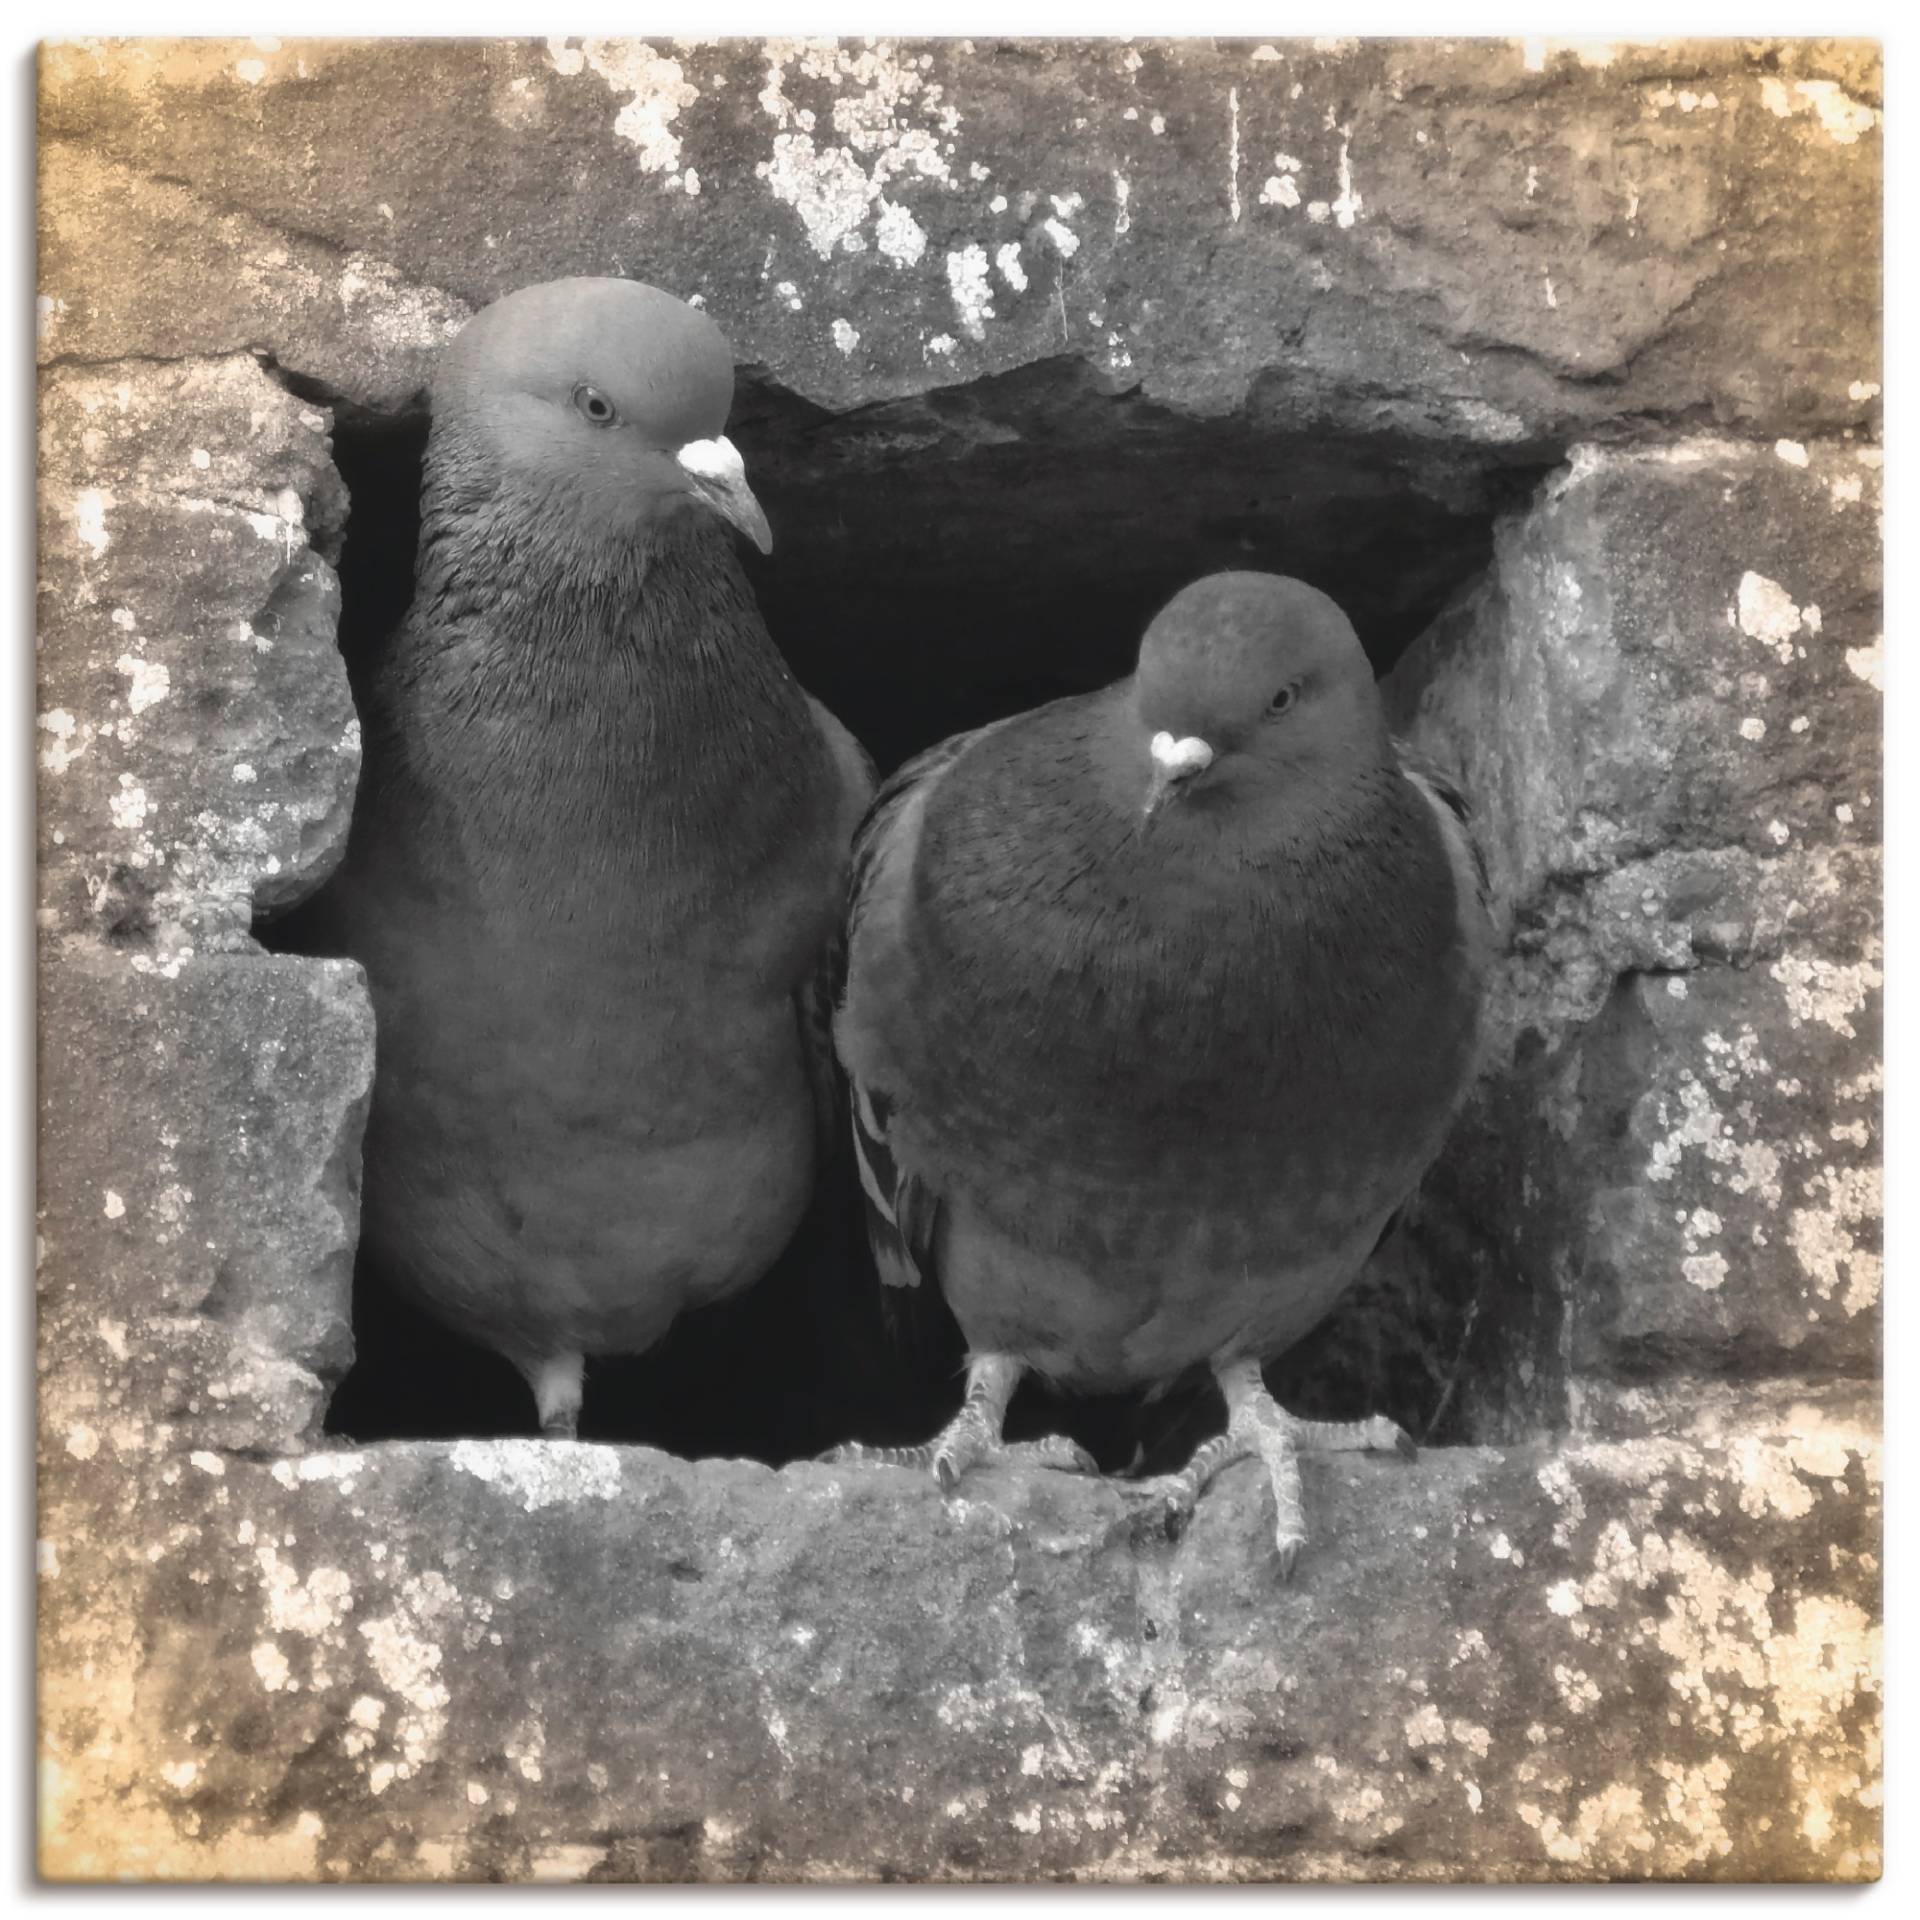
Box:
[831,572,1490,1574]
[330,277,872,1436]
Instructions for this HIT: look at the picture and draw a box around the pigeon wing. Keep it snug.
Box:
[794,696,878,1160]
[1393,736,1494,942]
[839,721,1015,1297]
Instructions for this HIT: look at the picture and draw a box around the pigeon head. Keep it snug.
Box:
[1129,572,1384,820]
[431,276,771,553]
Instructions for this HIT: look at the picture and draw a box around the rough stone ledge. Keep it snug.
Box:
[37,1384,1879,1883]
[38,37,1881,439]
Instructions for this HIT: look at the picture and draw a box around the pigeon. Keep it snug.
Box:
[327,277,873,1437]
[830,572,1490,1574]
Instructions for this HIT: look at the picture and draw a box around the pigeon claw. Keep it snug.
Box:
[1393,1426,1419,1464]
[1043,1436,1099,1477]
[1273,1535,1304,1582]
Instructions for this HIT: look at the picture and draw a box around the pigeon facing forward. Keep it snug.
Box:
[832,572,1490,1574]
[330,277,871,1436]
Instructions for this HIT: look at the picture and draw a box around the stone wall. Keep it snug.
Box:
[36,37,1880,1882]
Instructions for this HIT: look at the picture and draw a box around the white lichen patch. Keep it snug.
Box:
[546,39,701,186]
[830,317,860,355]
[1681,1252,1729,1291]
[257,1545,354,1641]
[1534,1479,1881,1863]
[251,1640,293,1691]
[1259,153,1303,209]
[1768,949,1882,1039]
[946,244,994,340]
[271,1452,367,1493]
[73,487,114,557]
[754,40,955,259]
[994,241,1028,292]
[1773,439,1809,467]
[448,1437,624,1510]
[1653,1755,1734,1864]
[357,1570,459,1786]
[1401,1701,1447,1749]
[1758,76,1880,145]
[115,654,171,715]
[1330,128,1363,228]
[38,708,88,776]
[1787,1165,1882,1316]
[1553,1663,1602,1714]
[1735,571,1804,663]
[1843,638,1883,690]
[1041,216,1081,258]
[1729,1409,1875,1521]
[874,198,928,267]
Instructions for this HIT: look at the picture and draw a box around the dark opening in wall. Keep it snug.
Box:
[258,366,1557,1471]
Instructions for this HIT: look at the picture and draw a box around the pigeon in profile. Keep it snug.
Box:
[831,572,1490,1574]
[329,277,872,1437]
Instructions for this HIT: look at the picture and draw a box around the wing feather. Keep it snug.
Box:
[838,722,1002,1295]
[1393,736,1493,942]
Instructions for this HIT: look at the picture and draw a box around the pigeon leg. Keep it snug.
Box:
[1217,1359,1415,1577]
[1130,1362,1415,1571]
[527,1352,585,1439]
[822,1353,1095,1491]
[1216,1359,1310,1575]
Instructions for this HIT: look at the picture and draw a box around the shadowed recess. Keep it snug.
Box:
[258,363,1559,1467]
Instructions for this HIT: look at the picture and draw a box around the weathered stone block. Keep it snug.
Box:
[1568,969,1879,1373]
[37,38,1880,440]
[1386,438,1881,1399]
[38,946,373,1456]
[1394,438,1881,939]
[37,1388,1879,1882]
[37,356,360,947]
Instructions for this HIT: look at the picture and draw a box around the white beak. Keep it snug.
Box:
[675,436,773,555]
[1143,731,1215,818]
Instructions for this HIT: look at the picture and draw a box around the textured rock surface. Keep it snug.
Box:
[38,948,371,1457]
[36,355,359,945]
[37,33,1880,1886]
[38,37,1881,433]
[37,1389,1879,1883]
[1384,438,1882,1424]
[36,36,1885,737]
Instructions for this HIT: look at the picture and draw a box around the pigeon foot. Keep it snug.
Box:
[819,1429,1093,1486]
[1128,1361,1416,1576]
[934,1431,1096,1493]
[819,1353,1093,1494]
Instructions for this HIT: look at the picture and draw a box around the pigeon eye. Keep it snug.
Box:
[1267,684,1299,718]
[572,384,618,427]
